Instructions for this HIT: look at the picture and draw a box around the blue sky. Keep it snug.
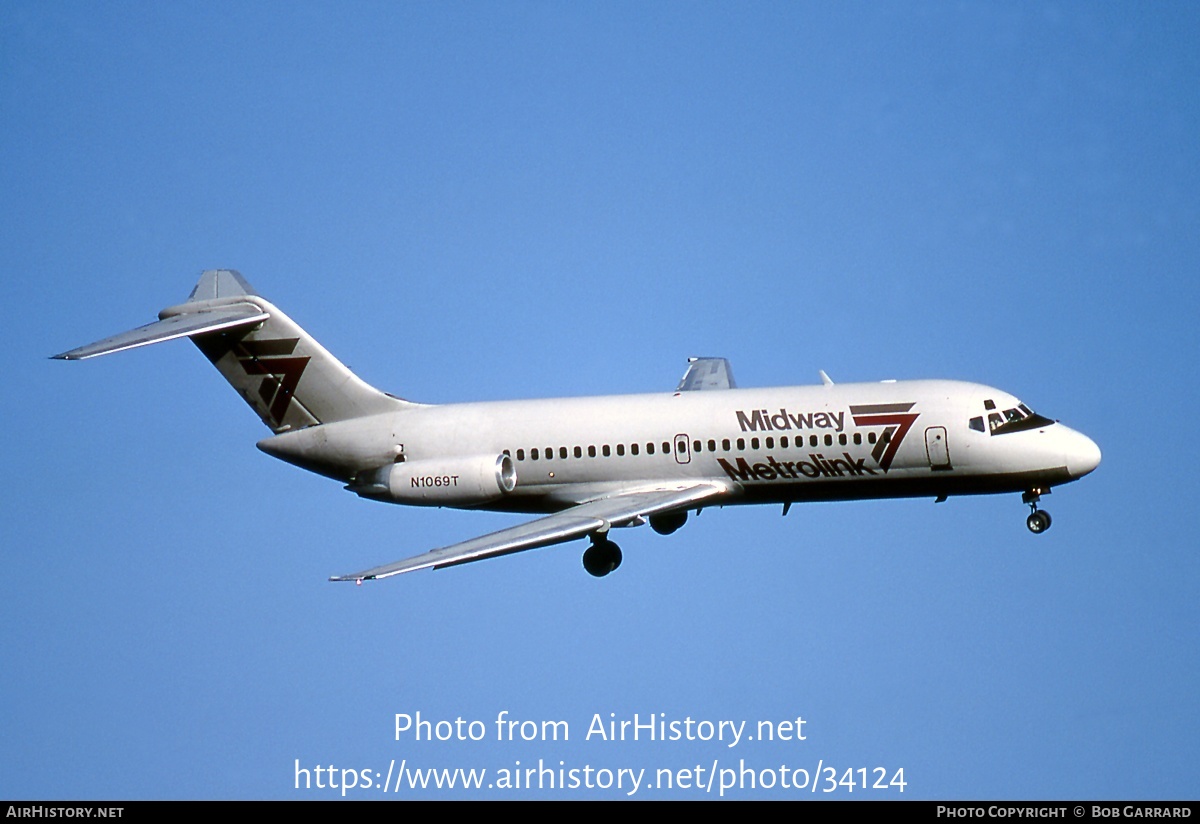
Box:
[2,2,1197,799]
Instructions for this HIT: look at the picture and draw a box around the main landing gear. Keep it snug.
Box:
[582,534,622,577]
[1023,488,1052,534]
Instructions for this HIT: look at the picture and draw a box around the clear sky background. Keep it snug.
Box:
[2,2,1197,800]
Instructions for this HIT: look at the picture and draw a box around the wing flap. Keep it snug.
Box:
[52,304,269,360]
[329,482,732,582]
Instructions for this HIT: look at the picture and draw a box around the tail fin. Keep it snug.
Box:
[54,270,412,432]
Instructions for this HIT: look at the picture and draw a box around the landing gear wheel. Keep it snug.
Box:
[1026,510,1052,534]
[650,511,687,536]
[1023,488,1052,535]
[582,539,622,577]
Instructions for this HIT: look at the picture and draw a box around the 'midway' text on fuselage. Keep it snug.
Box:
[736,408,846,433]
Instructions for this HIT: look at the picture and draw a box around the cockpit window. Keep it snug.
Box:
[969,416,986,432]
[989,402,1055,435]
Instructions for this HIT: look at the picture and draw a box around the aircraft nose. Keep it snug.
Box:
[1065,428,1102,479]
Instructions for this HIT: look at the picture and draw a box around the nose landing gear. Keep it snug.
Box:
[1023,488,1052,534]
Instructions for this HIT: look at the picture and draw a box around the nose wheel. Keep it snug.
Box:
[1023,489,1052,534]
[1026,509,1052,533]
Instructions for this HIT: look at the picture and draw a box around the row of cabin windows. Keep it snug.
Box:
[517,442,670,461]
[512,431,878,462]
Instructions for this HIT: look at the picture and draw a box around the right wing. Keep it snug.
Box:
[329,482,732,582]
[676,357,737,391]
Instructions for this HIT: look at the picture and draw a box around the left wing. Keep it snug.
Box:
[329,482,732,582]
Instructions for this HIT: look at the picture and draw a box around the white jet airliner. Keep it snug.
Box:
[55,270,1101,582]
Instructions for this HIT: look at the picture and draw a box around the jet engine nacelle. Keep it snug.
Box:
[358,454,517,507]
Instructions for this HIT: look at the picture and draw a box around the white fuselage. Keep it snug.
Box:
[56,271,1102,579]
[258,378,1101,514]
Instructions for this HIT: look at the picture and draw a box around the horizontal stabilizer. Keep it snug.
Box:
[54,270,412,431]
[52,304,269,360]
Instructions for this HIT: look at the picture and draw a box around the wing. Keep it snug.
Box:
[329,482,732,582]
[676,357,737,391]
